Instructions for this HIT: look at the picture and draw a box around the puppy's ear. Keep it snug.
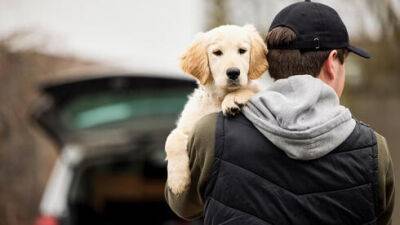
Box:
[244,24,269,80]
[180,33,210,85]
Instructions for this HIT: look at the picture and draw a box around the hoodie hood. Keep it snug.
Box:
[242,75,356,160]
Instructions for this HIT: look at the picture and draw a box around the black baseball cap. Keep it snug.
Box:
[268,0,370,58]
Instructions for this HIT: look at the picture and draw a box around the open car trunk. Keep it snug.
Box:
[32,75,200,225]
[32,75,196,146]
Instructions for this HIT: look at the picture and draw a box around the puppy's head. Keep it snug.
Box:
[180,24,268,90]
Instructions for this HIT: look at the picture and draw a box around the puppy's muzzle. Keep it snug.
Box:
[226,67,240,80]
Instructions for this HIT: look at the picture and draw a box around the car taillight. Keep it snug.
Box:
[35,215,59,225]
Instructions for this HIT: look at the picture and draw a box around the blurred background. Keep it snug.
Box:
[0,0,399,224]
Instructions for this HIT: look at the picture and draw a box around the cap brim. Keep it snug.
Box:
[347,45,371,59]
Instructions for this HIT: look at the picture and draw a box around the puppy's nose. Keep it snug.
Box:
[226,67,240,80]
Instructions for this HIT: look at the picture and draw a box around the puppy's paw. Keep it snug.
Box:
[167,154,191,195]
[222,94,241,116]
[222,89,255,117]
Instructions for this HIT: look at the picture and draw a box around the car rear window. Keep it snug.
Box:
[60,90,187,130]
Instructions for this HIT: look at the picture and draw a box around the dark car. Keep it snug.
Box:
[32,74,201,225]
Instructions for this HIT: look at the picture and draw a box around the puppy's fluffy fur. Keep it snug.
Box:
[165,25,268,194]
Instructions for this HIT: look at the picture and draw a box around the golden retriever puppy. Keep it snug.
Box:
[165,24,268,194]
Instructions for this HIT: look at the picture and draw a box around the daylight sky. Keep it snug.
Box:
[0,0,390,75]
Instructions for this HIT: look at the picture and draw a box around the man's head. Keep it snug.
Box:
[266,0,370,97]
[267,27,348,96]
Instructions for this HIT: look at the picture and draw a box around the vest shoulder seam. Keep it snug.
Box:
[327,143,377,156]
[367,126,380,217]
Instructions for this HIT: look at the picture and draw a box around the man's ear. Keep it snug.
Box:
[322,50,338,80]
[244,24,269,80]
[180,33,210,85]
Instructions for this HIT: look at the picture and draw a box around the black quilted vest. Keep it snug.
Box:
[203,113,379,225]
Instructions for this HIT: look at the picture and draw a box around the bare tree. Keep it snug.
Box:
[365,0,400,41]
[206,0,229,29]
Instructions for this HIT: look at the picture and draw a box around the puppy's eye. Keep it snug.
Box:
[213,50,223,56]
[238,48,247,54]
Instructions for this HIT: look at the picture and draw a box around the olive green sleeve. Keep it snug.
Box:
[375,132,395,225]
[165,113,218,220]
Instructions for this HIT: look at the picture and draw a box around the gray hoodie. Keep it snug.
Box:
[242,75,356,160]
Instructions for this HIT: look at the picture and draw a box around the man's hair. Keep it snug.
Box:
[266,26,346,80]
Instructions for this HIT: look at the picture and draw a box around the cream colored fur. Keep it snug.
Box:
[165,24,268,194]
